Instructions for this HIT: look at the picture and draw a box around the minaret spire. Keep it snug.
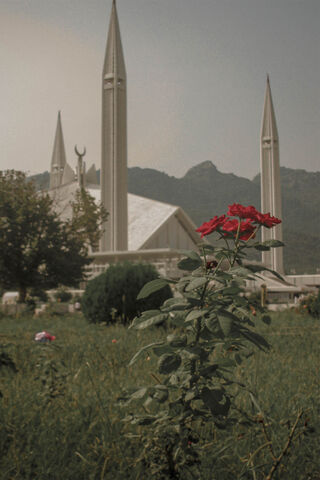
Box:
[260,76,284,274]
[50,111,67,189]
[100,0,128,251]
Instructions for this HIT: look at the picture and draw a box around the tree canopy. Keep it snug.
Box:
[0,170,105,302]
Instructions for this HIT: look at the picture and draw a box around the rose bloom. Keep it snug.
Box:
[228,203,260,221]
[196,214,227,238]
[228,203,281,228]
[222,218,256,241]
[111,339,117,344]
[255,212,282,228]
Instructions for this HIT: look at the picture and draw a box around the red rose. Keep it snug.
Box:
[255,212,282,228]
[228,203,260,221]
[196,214,227,238]
[222,218,256,241]
[228,203,281,228]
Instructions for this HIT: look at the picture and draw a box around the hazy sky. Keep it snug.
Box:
[0,0,319,179]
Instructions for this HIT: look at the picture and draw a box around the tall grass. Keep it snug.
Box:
[0,311,319,479]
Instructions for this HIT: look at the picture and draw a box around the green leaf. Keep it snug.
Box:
[128,387,148,403]
[178,257,202,271]
[161,297,189,311]
[129,341,164,366]
[201,387,231,416]
[261,314,271,325]
[261,239,285,248]
[200,244,216,253]
[131,415,156,426]
[185,276,208,291]
[129,310,160,328]
[158,353,182,374]
[249,392,264,414]
[167,334,188,348]
[235,353,242,365]
[185,390,198,402]
[222,285,243,295]
[239,328,270,351]
[152,344,174,357]
[185,309,207,323]
[133,313,167,330]
[151,385,169,403]
[218,315,233,336]
[137,278,170,300]
[179,249,202,261]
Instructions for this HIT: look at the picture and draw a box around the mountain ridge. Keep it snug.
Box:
[29,162,320,274]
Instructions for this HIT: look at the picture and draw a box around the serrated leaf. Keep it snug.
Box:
[185,276,208,291]
[129,341,164,366]
[137,278,170,300]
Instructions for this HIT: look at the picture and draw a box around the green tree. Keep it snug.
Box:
[0,170,94,302]
[70,187,108,250]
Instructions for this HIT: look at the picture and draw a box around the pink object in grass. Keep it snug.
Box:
[34,331,56,342]
[112,339,117,344]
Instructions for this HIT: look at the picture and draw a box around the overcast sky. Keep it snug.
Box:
[0,0,319,180]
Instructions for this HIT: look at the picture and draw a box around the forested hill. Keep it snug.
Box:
[29,161,320,274]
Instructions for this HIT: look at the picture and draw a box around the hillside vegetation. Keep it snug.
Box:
[29,162,320,274]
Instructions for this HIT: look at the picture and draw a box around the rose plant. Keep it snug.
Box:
[121,204,284,479]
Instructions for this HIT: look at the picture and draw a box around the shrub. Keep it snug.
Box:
[29,287,48,303]
[299,289,320,318]
[81,262,173,324]
[54,287,73,303]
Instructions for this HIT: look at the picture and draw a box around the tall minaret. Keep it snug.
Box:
[100,0,128,251]
[50,111,67,189]
[260,76,284,274]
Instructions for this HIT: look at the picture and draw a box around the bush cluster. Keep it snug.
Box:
[54,287,73,303]
[81,262,172,325]
[300,289,320,318]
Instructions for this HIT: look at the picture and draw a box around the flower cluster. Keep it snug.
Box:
[196,203,281,240]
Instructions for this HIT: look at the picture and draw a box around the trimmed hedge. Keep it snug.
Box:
[81,262,172,324]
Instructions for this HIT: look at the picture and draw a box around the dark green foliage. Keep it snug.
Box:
[81,262,172,324]
[29,287,49,303]
[54,287,73,303]
[0,170,91,302]
[299,289,320,318]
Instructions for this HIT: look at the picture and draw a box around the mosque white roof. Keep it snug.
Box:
[49,182,198,251]
[88,187,179,250]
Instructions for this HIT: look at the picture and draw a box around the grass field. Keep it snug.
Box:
[0,310,319,479]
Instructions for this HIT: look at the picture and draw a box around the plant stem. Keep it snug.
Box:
[265,410,303,480]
